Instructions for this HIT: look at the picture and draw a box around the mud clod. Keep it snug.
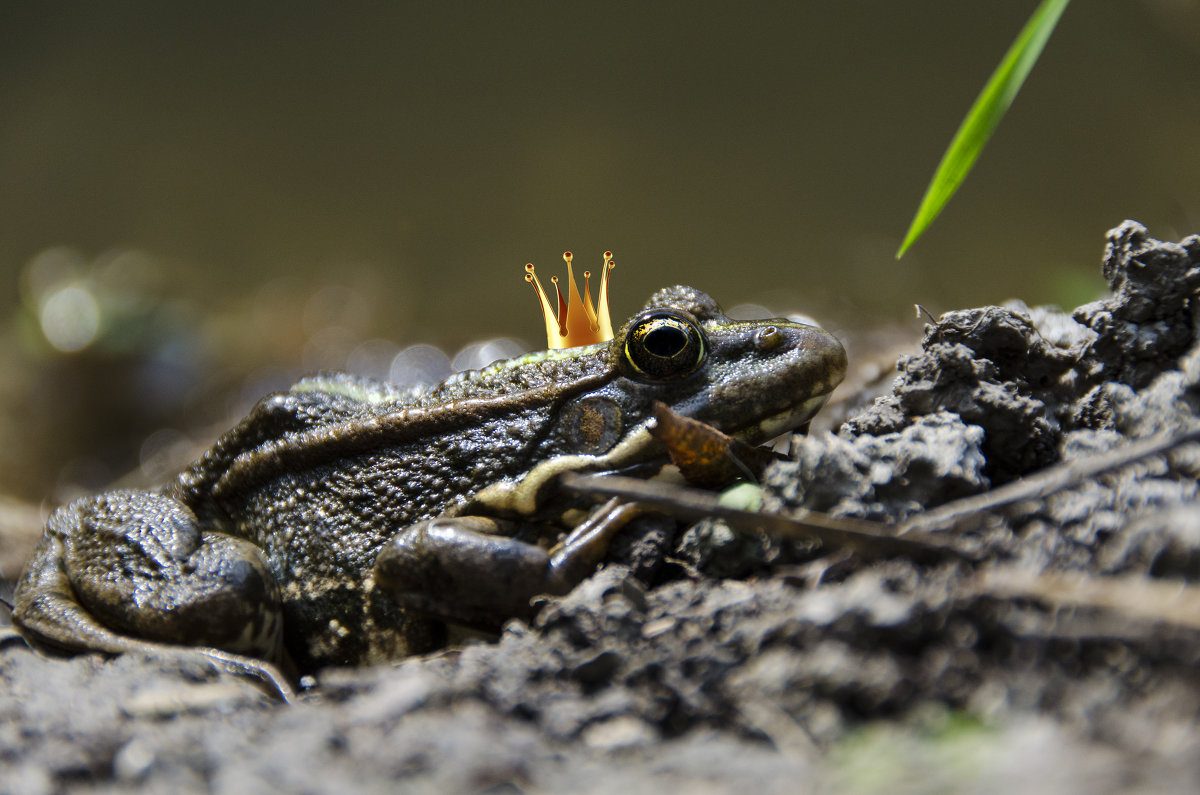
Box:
[1075,220,1200,388]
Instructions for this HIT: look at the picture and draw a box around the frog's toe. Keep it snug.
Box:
[15,492,283,661]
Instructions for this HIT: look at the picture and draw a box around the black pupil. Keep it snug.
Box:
[644,324,687,357]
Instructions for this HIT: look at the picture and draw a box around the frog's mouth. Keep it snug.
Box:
[727,392,832,446]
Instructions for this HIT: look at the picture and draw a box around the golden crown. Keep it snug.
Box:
[524,251,615,349]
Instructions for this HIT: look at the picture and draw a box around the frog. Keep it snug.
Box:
[12,279,846,686]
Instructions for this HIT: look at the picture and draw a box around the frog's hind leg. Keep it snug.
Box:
[12,491,294,700]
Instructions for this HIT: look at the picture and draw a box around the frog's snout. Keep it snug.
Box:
[695,320,846,444]
[801,324,848,395]
[753,320,847,398]
[773,322,846,416]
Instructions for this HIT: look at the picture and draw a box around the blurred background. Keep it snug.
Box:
[0,1,1198,512]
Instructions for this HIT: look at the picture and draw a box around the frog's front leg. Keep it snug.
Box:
[374,498,641,629]
[13,491,287,683]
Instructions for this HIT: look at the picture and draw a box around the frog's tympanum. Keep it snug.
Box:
[13,253,846,681]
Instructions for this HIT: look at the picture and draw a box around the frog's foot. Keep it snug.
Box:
[374,498,643,629]
[12,492,293,699]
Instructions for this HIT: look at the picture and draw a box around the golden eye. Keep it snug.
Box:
[623,309,706,381]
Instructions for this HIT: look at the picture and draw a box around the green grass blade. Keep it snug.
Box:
[896,0,1071,259]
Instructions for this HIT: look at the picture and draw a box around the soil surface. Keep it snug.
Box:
[4,221,1200,794]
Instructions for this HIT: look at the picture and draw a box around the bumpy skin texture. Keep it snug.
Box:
[14,286,847,673]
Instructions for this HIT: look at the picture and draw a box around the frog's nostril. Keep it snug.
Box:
[754,326,783,352]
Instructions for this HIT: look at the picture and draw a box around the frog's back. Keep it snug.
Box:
[171,353,613,562]
[168,373,413,503]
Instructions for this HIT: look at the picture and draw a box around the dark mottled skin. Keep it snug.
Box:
[14,286,847,673]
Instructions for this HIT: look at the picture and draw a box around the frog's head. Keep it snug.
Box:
[609,284,847,446]
[473,271,846,515]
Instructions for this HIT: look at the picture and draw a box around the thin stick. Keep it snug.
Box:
[901,426,1200,536]
[559,473,970,563]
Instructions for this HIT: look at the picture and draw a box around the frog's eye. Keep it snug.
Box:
[623,309,707,381]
